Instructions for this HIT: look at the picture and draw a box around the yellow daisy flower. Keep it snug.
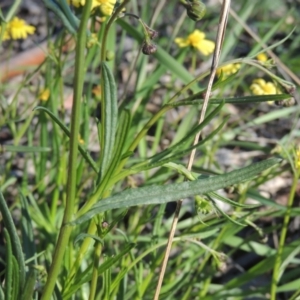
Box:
[256,53,268,62]
[250,79,278,95]
[217,63,240,78]
[99,2,115,16]
[175,29,215,56]
[4,17,35,40]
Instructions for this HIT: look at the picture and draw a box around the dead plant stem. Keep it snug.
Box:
[153,1,231,299]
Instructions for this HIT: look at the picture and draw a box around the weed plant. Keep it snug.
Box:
[0,0,300,299]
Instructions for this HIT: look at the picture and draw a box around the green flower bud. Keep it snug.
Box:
[105,50,115,61]
[183,0,206,22]
[195,195,211,215]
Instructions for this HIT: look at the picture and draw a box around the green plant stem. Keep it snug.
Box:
[89,240,102,300]
[270,172,299,299]
[65,222,97,290]
[40,1,92,299]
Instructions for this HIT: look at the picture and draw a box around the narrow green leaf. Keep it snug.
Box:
[99,62,118,179]
[41,0,78,34]
[247,189,286,209]
[208,191,255,209]
[1,145,51,153]
[224,235,278,259]
[0,191,25,290]
[278,278,300,292]
[34,106,98,173]
[171,94,291,107]
[99,109,131,189]
[74,233,104,246]
[0,285,4,300]
[21,268,36,300]
[210,198,246,226]
[4,229,13,300]
[11,256,20,300]
[74,157,281,224]
[279,245,300,281]
[63,243,135,299]
[20,193,36,262]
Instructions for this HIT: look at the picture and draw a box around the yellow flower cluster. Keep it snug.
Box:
[175,29,215,56]
[250,79,278,95]
[0,17,35,40]
[216,63,240,78]
[68,0,116,15]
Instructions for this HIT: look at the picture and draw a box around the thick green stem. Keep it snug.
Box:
[270,171,299,299]
[40,1,92,299]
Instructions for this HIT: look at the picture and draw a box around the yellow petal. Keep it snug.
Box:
[174,37,189,48]
[195,39,215,55]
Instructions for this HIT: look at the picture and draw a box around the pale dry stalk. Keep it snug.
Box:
[153,1,231,299]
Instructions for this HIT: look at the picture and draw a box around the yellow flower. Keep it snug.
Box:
[39,88,50,101]
[68,0,100,9]
[295,147,300,170]
[217,63,240,78]
[175,29,215,56]
[99,2,115,16]
[68,0,116,14]
[5,17,35,40]
[96,0,115,5]
[256,53,268,62]
[250,79,278,95]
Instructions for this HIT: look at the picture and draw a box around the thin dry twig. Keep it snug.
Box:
[153,1,231,299]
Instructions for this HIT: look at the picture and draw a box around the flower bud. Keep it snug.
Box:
[105,50,115,61]
[102,221,109,228]
[142,42,157,55]
[147,28,158,40]
[275,97,296,107]
[184,0,206,22]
